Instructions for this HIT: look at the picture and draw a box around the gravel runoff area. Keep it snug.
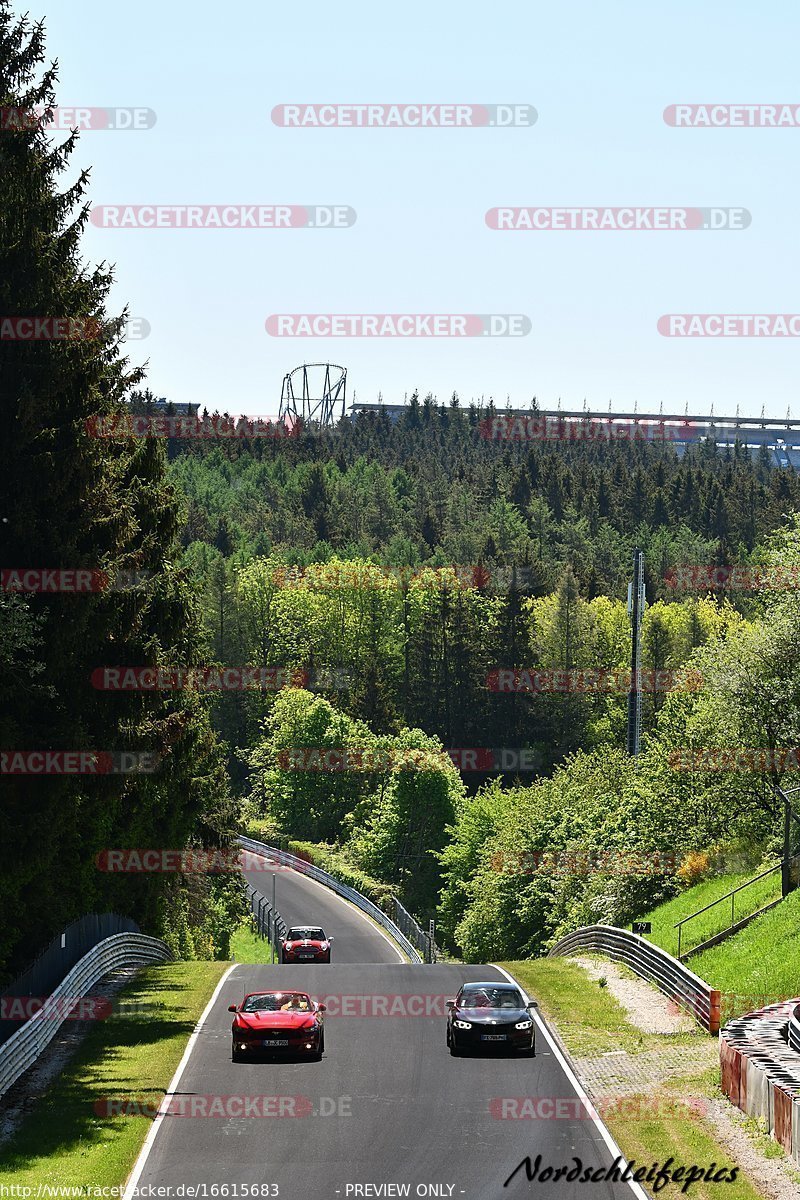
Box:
[565,955,800,1200]
[572,954,697,1034]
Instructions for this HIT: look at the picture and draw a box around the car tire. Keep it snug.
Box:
[449,1040,461,1057]
[232,1044,243,1063]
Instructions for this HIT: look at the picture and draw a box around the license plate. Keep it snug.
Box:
[481,1034,507,1041]
[298,953,314,959]
[263,1038,289,1046]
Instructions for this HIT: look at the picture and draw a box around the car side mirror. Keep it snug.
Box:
[228,1004,238,1012]
[317,1003,327,1012]
[446,1000,455,1009]
[328,936,334,942]
[527,1001,539,1009]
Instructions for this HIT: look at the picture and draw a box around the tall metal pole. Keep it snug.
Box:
[626,548,645,757]
[271,874,277,963]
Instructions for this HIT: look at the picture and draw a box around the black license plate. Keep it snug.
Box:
[263,1038,289,1046]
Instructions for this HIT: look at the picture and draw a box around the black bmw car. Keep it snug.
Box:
[446,981,537,1055]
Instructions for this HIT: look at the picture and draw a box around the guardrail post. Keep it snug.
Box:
[710,989,721,1034]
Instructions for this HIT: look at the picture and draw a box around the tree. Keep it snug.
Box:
[0,7,238,974]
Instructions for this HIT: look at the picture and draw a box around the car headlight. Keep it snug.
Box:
[515,1020,533,1030]
[454,1019,472,1030]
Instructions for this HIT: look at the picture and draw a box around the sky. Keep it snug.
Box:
[16,0,800,418]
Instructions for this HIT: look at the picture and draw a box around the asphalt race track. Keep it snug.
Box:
[241,851,404,964]
[127,865,646,1200]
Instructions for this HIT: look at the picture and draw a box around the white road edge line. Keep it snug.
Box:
[243,853,407,964]
[122,964,236,1199]
[491,963,649,1200]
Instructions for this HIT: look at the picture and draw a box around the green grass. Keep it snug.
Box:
[500,958,708,1058]
[639,872,782,959]
[230,919,276,964]
[500,959,769,1200]
[0,961,228,1189]
[690,887,800,1021]
[609,1105,768,1200]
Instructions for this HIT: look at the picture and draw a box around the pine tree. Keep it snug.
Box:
[0,7,238,975]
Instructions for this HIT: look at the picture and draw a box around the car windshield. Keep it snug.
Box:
[460,987,524,1009]
[288,928,325,940]
[241,992,312,1013]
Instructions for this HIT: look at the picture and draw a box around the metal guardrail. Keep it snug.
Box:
[245,882,287,960]
[390,896,439,963]
[720,998,800,1166]
[238,836,424,963]
[789,1004,800,1054]
[0,932,171,1098]
[548,923,722,1033]
[674,857,797,960]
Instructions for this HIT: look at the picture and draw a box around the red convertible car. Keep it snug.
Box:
[280,926,333,964]
[229,991,326,1061]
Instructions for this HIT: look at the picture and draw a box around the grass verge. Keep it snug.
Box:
[230,918,275,965]
[689,887,800,1017]
[0,961,227,1189]
[500,959,769,1200]
[639,872,781,959]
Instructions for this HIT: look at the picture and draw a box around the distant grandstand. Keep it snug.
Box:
[348,401,800,469]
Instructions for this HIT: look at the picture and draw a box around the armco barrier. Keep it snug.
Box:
[720,1000,800,1167]
[238,836,424,963]
[245,881,287,957]
[547,924,721,1033]
[0,933,171,1098]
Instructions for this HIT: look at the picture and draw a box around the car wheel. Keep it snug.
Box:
[232,1044,243,1063]
[449,1039,461,1057]
[446,1026,450,1047]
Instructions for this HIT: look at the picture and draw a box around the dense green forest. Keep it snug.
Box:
[0,11,239,979]
[4,3,800,977]
[146,406,800,951]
